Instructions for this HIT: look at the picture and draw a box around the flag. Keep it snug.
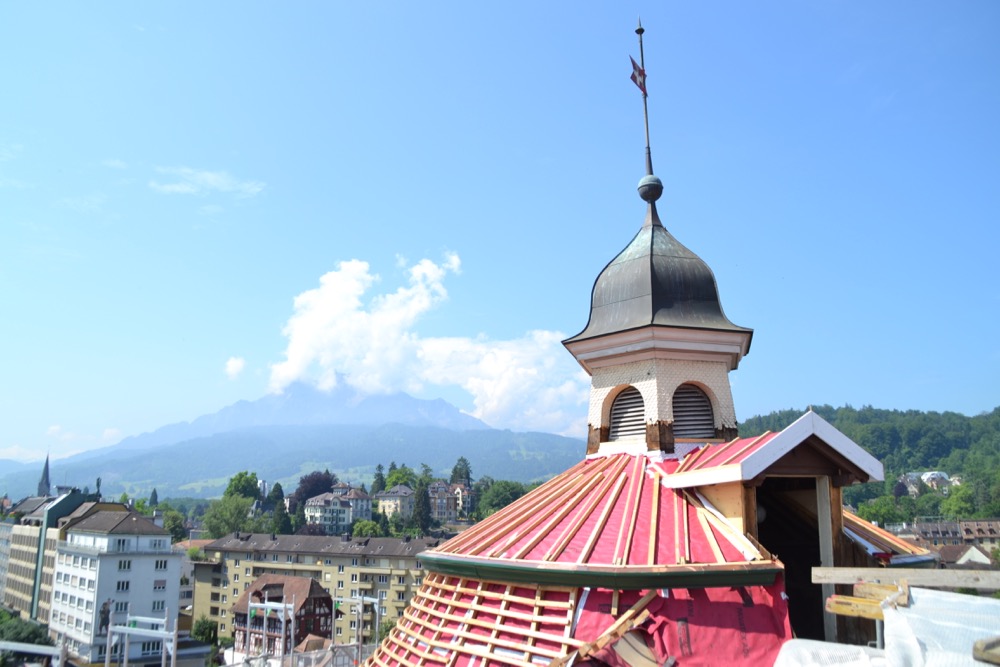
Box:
[250,608,257,619]
[630,56,646,95]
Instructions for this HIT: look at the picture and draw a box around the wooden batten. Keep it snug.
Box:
[699,482,745,528]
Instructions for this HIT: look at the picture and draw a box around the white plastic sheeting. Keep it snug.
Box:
[774,587,1000,667]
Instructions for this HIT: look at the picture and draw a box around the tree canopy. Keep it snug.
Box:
[450,457,473,485]
[202,495,255,538]
[224,471,261,500]
[293,469,337,505]
[385,464,417,490]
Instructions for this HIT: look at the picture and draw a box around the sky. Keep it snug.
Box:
[2,2,998,464]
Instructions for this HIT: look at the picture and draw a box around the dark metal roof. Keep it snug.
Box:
[565,202,752,344]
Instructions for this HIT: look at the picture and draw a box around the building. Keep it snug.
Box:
[0,518,12,600]
[366,36,933,665]
[303,485,372,536]
[173,538,214,630]
[373,485,414,520]
[426,481,457,524]
[3,489,106,622]
[192,533,436,643]
[960,519,1000,551]
[48,508,181,667]
[231,574,332,656]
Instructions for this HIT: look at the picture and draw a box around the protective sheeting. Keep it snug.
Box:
[572,582,791,667]
[775,587,1000,667]
[432,453,765,569]
[367,574,792,667]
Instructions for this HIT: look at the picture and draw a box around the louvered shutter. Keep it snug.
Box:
[672,384,714,438]
[609,387,645,440]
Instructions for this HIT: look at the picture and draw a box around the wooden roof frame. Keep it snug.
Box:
[660,410,884,489]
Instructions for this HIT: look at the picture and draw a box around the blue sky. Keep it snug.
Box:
[2,2,998,463]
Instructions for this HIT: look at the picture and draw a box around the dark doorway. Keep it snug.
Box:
[756,477,825,640]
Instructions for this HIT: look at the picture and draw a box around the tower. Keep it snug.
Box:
[563,25,751,456]
[37,454,51,497]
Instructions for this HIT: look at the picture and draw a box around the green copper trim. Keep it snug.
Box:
[420,552,782,589]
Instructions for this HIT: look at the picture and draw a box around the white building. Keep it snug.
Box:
[49,509,181,666]
[303,485,371,535]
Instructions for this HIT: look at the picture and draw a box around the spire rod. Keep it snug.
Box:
[632,19,663,204]
[636,18,653,176]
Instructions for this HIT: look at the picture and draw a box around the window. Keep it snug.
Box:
[609,387,645,440]
[153,579,167,591]
[118,559,132,571]
[155,559,168,570]
[378,575,388,584]
[396,592,405,601]
[219,609,226,617]
[272,554,279,562]
[379,590,387,600]
[115,601,128,613]
[245,568,250,575]
[351,558,359,566]
[337,581,344,590]
[151,539,166,550]
[115,538,129,551]
[396,576,405,585]
[233,574,239,582]
[220,624,225,632]
[233,588,239,596]
[672,384,715,439]
[233,559,240,566]
[141,641,161,656]
[336,628,342,637]
[152,600,165,612]
[222,595,227,603]
[338,565,344,573]
[349,620,357,630]
[117,580,130,592]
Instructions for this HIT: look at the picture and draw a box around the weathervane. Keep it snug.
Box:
[631,19,663,203]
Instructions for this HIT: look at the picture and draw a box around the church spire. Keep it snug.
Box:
[38,454,51,497]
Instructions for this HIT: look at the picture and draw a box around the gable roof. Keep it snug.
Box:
[64,510,169,535]
[231,574,330,617]
[661,410,883,488]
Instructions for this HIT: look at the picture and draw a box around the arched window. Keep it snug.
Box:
[609,387,645,441]
[672,384,714,439]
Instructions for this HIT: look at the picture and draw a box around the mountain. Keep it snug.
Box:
[1,384,579,501]
[64,381,488,463]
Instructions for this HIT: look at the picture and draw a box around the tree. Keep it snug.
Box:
[371,464,387,496]
[149,488,159,507]
[476,481,527,518]
[855,496,905,526]
[413,480,431,534]
[163,509,187,543]
[191,615,218,645]
[187,546,206,560]
[385,465,417,490]
[941,484,976,519]
[450,457,473,485]
[419,463,434,486]
[0,609,54,664]
[224,471,261,500]
[293,470,337,505]
[271,501,293,535]
[377,617,396,643]
[266,482,285,511]
[202,495,255,539]
[296,523,327,536]
[292,502,307,533]
[353,520,382,537]
[119,492,130,504]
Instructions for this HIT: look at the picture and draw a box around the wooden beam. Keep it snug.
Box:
[973,636,1000,665]
[812,567,1000,590]
[825,595,884,620]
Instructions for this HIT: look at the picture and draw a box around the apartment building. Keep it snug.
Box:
[192,533,437,643]
[48,509,181,666]
[303,486,372,536]
[3,491,107,622]
[231,575,332,656]
[372,485,414,519]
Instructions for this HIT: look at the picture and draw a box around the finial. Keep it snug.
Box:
[630,20,662,203]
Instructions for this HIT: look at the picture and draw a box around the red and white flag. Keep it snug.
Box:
[630,56,646,95]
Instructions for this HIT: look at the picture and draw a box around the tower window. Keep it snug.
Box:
[609,387,645,440]
[672,384,714,438]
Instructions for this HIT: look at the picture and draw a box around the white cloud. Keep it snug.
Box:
[225,357,246,380]
[54,193,107,213]
[102,158,128,169]
[149,167,264,198]
[269,255,589,435]
[0,143,23,162]
[102,428,122,442]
